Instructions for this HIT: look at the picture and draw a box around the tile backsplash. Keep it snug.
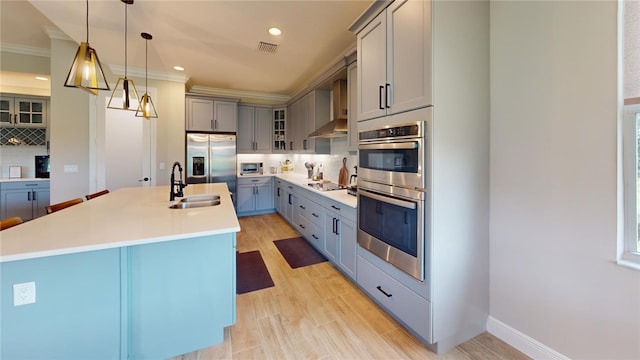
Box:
[237,137,357,182]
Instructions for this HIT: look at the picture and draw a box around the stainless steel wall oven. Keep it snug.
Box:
[357,112,430,281]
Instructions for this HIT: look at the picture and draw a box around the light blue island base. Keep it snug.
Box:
[1,233,236,359]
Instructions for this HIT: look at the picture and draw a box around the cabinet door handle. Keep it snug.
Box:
[214,119,218,129]
[288,194,292,205]
[335,218,340,235]
[303,139,307,150]
[211,120,214,129]
[256,187,259,195]
[28,191,31,201]
[376,286,393,298]
[290,141,294,150]
[277,188,280,196]
[331,205,340,211]
[379,86,385,110]
[299,224,306,229]
[312,212,319,218]
[332,218,336,233]
[32,190,37,201]
[299,205,306,210]
[385,83,391,109]
[312,234,319,240]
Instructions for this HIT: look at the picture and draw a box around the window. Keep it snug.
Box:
[620,0,640,268]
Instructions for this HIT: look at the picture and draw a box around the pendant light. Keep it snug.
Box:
[64,0,110,95]
[136,32,158,119]
[107,0,140,111]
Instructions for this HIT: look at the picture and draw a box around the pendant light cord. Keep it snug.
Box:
[145,37,148,91]
[85,0,89,42]
[124,2,128,79]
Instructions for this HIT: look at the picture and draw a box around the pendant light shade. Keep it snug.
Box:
[107,0,139,111]
[64,0,110,95]
[136,32,158,119]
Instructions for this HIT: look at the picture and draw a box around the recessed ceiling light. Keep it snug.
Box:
[173,66,184,71]
[35,76,48,81]
[268,27,282,36]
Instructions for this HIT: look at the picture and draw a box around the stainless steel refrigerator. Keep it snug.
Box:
[186,133,237,206]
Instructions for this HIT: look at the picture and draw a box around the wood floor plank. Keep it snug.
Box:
[171,213,530,360]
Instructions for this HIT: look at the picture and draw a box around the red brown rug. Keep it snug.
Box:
[273,237,328,269]
[236,250,274,294]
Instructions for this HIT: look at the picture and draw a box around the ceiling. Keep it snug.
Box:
[1,0,371,98]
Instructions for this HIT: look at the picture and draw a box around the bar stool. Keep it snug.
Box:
[0,216,23,230]
[86,189,109,200]
[46,198,83,214]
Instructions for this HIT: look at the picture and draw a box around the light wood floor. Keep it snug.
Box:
[174,213,530,360]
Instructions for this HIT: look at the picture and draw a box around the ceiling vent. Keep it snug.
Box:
[257,41,278,54]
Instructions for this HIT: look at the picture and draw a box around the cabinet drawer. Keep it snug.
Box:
[297,197,323,227]
[322,199,356,223]
[357,255,432,342]
[237,176,271,186]
[294,213,322,249]
[1,181,49,191]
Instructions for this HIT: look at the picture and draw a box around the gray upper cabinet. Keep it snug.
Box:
[356,0,432,121]
[347,61,358,152]
[238,105,272,153]
[186,96,238,132]
[0,95,48,128]
[286,90,330,154]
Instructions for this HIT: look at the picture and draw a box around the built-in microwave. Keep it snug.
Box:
[240,162,263,175]
[358,115,428,190]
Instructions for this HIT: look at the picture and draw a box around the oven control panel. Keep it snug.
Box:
[359,124,420,141]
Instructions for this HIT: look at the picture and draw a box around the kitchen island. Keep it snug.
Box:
[1,183,240,359]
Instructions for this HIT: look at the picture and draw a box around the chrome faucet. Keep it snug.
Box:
[170,161,187,201]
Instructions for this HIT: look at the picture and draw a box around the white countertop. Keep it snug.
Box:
[0,183,240,263]
[0,178,49,183]
[274,172,358,209]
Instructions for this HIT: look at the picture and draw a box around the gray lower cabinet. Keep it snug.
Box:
[0,180,50,221]
[274,179,283,214]
[357,254,432,343]
[294,194,324,250]
[283,183,297,224]
[323,201,357,280]
[236,177,273,215]
[274,178,357,281]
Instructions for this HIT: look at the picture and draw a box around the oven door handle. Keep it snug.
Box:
[358,142,417,150]
[359,189,417,210]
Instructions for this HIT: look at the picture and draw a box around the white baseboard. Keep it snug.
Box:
[487,316,571,360]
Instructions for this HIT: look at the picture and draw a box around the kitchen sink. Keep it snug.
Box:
[179,194,220,203]
[169,195,221,209]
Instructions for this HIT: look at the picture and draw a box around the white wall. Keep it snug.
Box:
[50,38,91,203]
[490,1,640,359]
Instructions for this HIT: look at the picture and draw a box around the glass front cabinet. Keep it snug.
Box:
[273,108,286,152]
[0,96,48,128]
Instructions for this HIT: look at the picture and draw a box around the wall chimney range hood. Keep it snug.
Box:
[308,79,348,138]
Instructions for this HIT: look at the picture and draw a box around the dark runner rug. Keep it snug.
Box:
[273,237,328,269]
[236,250,274,294]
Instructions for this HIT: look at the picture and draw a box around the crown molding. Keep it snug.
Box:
[108,65,189,84]
[0,43,50,58]
[188,85,290,104]
[44,26,73,41]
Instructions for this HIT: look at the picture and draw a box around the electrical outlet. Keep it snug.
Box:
[13,282,36,306]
